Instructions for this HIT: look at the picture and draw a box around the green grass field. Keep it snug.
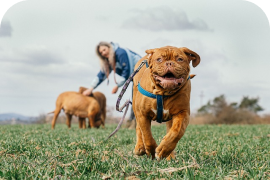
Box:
[0,124,269,179]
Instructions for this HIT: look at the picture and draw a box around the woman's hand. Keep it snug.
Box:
[112,86,119,94]
[83,88,94,96]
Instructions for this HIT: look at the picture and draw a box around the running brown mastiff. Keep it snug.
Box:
[132,46,200,160]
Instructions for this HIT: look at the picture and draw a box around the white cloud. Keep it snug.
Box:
[0,46,65,65]
[122,6,211,31]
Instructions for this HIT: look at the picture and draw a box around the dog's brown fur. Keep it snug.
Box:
[50,91,103,129]
[132,46,200,160]
[78,87,106,128]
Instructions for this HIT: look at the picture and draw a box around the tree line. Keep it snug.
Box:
[195,95,267,124]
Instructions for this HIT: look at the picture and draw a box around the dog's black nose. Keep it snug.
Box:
[166,61,174,66]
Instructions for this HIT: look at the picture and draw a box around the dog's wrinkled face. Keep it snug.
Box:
[146,46,200,91]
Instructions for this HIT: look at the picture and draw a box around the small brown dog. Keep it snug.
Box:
[78,87,106,128]
[50,91,103,129]
[132,46,200,160]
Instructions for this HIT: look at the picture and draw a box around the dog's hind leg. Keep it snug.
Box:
[82,118,86,129]
[88,115,94,128]
[51,107,61,129]
[65,113,72,128]
[78,118,84,129]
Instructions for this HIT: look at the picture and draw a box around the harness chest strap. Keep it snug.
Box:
[137,76,191,123]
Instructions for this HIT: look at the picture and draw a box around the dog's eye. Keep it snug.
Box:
[177,58,183,62]
[156,58,162,62]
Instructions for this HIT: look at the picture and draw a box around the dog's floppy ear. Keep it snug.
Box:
[145,49,156,65]
[145,49,155,55]
[79,86,88,94]
[79,86,94,96]
[181,47,200,67]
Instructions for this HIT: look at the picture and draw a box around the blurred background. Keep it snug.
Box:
[0,0,270,124]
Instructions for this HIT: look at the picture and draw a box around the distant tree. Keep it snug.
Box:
[229,102,238,109]
[197,94,227,116]
[239,96,263,114]
[197,101,212,114]
[212,95,227,116]
[196,94,264,124]
[198,95,264,115]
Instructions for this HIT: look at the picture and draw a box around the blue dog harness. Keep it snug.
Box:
[138,75,190,123]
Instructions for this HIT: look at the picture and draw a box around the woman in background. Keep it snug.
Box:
[83,41,141,123]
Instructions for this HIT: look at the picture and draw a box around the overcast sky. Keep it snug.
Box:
[0,0,270,117]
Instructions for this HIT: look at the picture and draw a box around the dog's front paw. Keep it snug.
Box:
[155,141,176,160]
[155,151,175,160]
[155,148,167,160]
[155,152,161,160]
[134,144,146,156]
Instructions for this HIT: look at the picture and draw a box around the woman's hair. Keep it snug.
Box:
[96,41,115,77]
[96,41,110,59]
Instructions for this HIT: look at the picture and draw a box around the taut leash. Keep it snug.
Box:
[116,59,148,112]
[106,59,148,140]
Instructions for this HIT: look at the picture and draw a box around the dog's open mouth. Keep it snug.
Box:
[153,72,185,89]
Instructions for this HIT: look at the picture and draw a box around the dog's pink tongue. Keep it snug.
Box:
[160,81,175,89]
[174,77,184,84]
[160,77,184,89]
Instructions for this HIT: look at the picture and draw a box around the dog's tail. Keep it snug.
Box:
[47,111,55,114]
